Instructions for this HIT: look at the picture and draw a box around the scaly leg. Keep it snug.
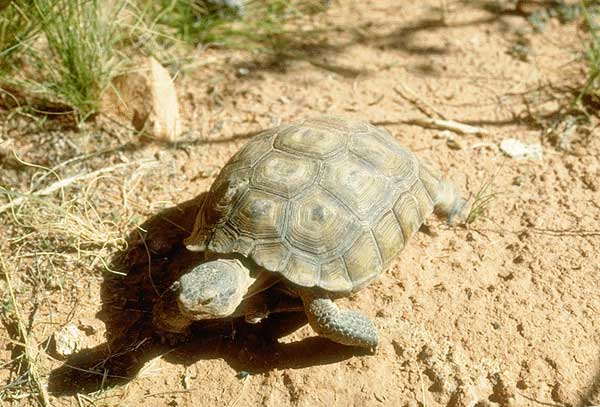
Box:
[300,293,378,348]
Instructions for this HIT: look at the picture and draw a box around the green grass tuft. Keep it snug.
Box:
[29,0,125,121]
[577,1,600,106]
[142,0,241,45]
[136,0,327,51]
[0,0,327,121]
[466,177,500,225]
[0,1,38,70]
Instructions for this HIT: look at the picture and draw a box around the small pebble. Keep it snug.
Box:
[53,324,85,357]
[447,137,463,150]
[500,138,542,160]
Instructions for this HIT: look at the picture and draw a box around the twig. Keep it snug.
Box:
[376,117,489,136]
[0,160,157,214]
[468,225,600,238]
[0,254,51,407]
[404,117,489,136]
[392,83,489,136]
[528,227,600,237]
[136,228,159,297]
[394,84,448,119]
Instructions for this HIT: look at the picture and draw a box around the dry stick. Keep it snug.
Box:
[0,254,51,407]
[393,84,489,136]
[404,117,489,136]
[528,227,600,237]
[469,225,600,238]
[136,229,160,297]
[376,117,489,136]
[394,84,448,119]
[0,160,158,215]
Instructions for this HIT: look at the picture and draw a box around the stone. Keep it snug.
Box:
[53,324,85,357]
[201,0,246,15]
[500,138,542,160]
[448,384,478,407]
[102,57,182,142]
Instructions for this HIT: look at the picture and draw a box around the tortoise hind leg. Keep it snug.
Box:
[419,162,467,224]
[434,181,466,225]
[300,293,378,348]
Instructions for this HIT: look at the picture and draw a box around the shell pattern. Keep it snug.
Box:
[185,117,444,293]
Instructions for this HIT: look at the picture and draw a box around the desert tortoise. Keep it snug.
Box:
[153,116,466,348]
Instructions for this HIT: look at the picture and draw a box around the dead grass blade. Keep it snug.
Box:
[0,159,157,215]
[0,253,51,407]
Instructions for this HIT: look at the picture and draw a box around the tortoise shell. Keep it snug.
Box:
[185,117,445,293]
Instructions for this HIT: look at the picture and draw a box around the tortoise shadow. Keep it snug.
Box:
[47,194,366,396]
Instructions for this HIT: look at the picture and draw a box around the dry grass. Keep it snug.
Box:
[0,253,51,406]
[0,157,159,266]
[0,136,163,403]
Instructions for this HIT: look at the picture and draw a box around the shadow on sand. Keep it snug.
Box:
[47,195,368,396]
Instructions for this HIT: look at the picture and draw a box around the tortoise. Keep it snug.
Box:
[152,116,466,348]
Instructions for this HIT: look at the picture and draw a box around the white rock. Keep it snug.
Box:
[103,57,182,141]
[53,324,85,357]
[204,0,246,15]
[499,138,542,160]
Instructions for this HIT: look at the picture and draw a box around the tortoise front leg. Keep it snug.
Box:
[243,294,270,324]
[239,290,305,323]
[300,293,378,348]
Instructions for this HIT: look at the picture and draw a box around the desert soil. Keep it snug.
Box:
[1,1,599,406]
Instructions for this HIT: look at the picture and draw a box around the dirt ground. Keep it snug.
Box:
[1,1,600,406]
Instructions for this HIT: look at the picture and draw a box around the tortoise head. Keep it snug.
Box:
[153,258,253,332]
[176,258,252,319]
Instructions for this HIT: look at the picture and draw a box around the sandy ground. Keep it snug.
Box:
[1,1,599,406]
